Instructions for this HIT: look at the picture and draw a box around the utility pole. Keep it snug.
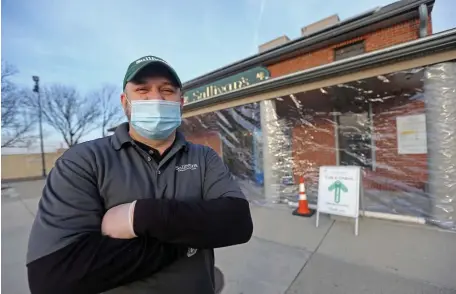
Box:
[33,76,46,177]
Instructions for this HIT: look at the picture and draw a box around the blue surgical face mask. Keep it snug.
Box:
[128,99,182,140]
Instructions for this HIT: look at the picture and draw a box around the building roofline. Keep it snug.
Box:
[183,28,456,113]
[182,0,435,91]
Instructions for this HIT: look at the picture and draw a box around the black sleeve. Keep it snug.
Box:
[26,155,187,294]
[133,197,253,249]
[27,234,187,294]
[133,147,253,249]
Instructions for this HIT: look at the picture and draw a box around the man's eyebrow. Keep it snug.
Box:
[132,84,148,89]
[161,81,179,88]
[130,79,178,88]
[130,79,147,86]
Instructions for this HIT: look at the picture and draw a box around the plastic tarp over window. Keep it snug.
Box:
[179,61,456,231]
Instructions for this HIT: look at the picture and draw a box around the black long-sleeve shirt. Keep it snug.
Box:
[26,124,253,294]
[27,197,252,294]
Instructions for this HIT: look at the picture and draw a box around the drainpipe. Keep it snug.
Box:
[418,4,429,38]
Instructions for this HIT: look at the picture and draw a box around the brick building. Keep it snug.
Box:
[178,0,456,224]
[180,0,435,191]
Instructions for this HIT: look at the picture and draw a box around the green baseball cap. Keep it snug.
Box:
[122,55,182,90]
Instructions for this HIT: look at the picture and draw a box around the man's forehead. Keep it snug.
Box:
[129,65,179,87]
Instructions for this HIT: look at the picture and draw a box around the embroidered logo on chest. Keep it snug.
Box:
[187,247,198,257]
[176,164,199,172]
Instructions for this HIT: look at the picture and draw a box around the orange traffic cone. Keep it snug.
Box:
[292,176,315,217]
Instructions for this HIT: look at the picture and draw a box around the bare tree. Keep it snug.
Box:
[27,84,101,147]
[1,61,37,148]
[89,84,123,137]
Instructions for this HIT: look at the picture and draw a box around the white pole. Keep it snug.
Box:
[355,217,359,236]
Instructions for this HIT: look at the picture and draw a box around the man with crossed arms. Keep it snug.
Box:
[27,55,253,294]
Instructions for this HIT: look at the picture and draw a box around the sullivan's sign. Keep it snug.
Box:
[183,67,270,104]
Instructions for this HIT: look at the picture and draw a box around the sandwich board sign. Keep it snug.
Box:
[316,166,362,236]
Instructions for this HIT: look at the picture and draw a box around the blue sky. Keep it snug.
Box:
[2,0,455,152]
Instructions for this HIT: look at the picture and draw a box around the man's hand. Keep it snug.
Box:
[102,201,137,239]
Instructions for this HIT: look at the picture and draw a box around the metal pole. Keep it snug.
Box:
[33,76,46,177]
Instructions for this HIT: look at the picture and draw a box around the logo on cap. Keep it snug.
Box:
[187,248,198,257]
[135,56,167,65]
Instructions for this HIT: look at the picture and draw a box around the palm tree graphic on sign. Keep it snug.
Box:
[328,180,348,203]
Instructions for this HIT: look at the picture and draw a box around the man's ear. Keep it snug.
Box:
[120,92,127,107]
[120,92,130,117]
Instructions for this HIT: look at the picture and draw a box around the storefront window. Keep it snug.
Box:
[181,62,456,224]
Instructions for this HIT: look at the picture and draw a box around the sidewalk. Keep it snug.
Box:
[223,205,456,294]
[2,181,43,294]
[2,180,456,294]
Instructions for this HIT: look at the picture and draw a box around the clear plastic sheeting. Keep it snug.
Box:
[423,62,456,230]
[179,61,456,231]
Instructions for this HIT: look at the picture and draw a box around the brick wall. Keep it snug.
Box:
[288,97,427,192]
[268,17,432,78]
[291,115,337,188]
[186,131,223,157]
[289,113,339,189]
[2,151,66,180]
[366,17,432,51]
[274,93,337,187]
[365,98,427,191]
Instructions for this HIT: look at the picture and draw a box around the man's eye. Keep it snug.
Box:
[162,88,176,94]
[137,89,148,93]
